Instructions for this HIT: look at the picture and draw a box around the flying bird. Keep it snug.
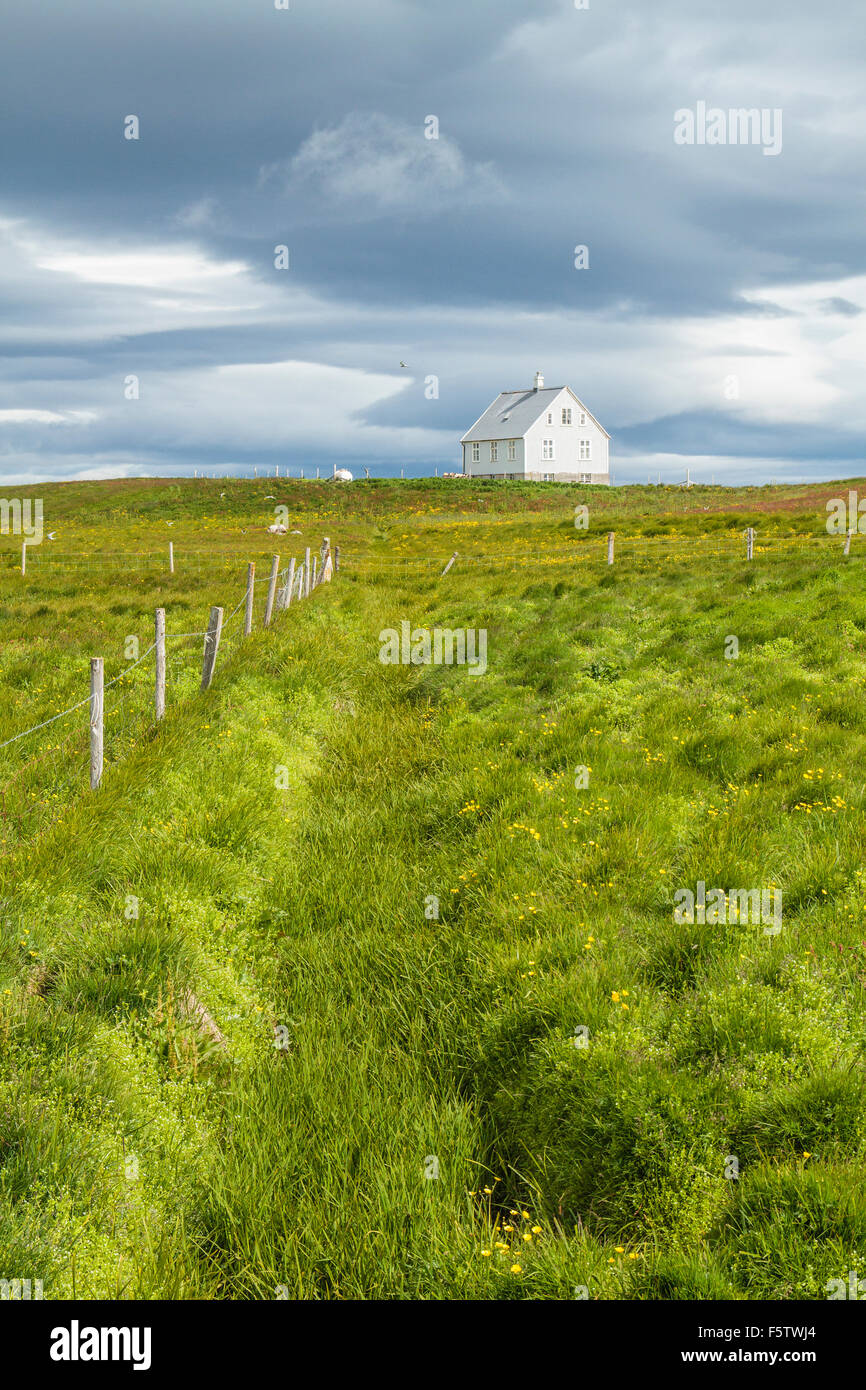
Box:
[46,531,56,540]
[400,361,408,368]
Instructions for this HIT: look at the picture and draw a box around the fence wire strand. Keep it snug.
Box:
[0,552,323,855]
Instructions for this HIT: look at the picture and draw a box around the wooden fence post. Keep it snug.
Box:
[244,562,255,636]
[844,530,852,556]
[280,556,296,609]
[746,528,754,561]
[441,552,457,577]
[312,556,318,588]
[89,657,104,790]
[169,541,174,574]
[155,608,166,720]
[264,554,280,627]
[320,537,330,571]
[201,607,224,690]
[607,532,615,565]
[304,547,311,597]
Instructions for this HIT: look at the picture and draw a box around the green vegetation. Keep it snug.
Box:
[1,476,865,1299]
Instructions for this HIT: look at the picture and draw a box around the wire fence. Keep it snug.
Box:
[341,529,856,575]
[0,543,334,859]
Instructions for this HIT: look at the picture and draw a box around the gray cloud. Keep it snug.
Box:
[0,0,865,483]
[817,297,863,316]
[260,113,507,219]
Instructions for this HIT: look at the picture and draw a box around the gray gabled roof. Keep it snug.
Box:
[460,386,609,442]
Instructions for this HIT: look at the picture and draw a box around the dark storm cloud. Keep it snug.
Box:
[0,0,865,481]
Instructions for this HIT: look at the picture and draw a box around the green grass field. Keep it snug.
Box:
[1,475,865,1300]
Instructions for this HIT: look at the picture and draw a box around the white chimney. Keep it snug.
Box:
[534,371,544,391]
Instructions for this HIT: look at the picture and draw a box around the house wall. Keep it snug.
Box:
[463,437,525,476]
[523,388,609,480]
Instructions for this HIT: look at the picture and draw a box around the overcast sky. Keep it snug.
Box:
[1,0,864,484]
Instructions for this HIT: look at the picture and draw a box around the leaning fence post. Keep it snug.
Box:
[169,541,174,574]
[89,657,104,790]
[244,562,255,636]
[844,530,852,556]
[155,608,166,720]
[201,607,224,690]
[281,556,296,609]
[264,554,280,627]
[746,528,754,561]
[607,532,615,565]
[304,547,311,597]
[441,552,457,577]
[312,556,319,588]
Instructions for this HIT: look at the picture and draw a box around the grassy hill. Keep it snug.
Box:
[1,476,865,1299]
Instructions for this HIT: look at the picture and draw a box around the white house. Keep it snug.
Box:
[460,372,610,483]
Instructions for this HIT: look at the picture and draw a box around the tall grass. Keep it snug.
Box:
[1,478,864,1298]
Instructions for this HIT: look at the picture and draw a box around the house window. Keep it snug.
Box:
[507,439,516,461]
[490,441,498,462]
[579,440,592,461]
[561,407,572,425]
[471,442,480,464]
[581,472,591,484]
[546,412,553,424]
[579,411,586,426]
[542,439,555,461]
